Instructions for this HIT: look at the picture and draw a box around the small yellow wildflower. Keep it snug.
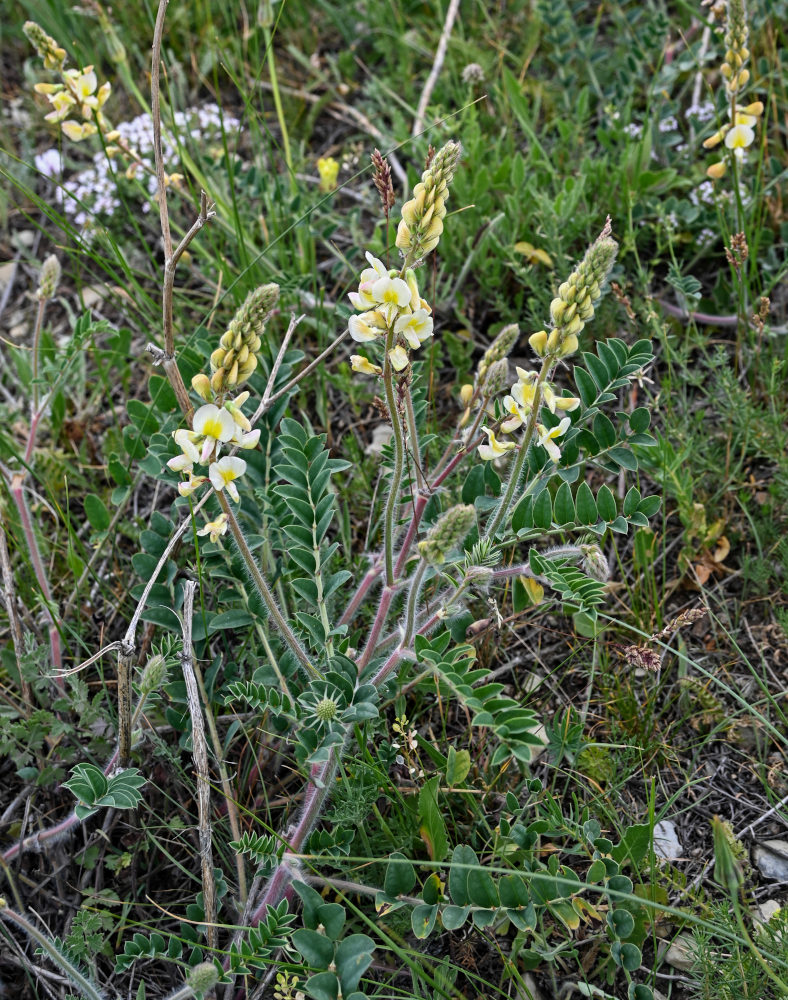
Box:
[317,156,340,193]
[478,427,515,462]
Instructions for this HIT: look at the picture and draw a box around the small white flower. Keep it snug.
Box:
[394,308,433,350]
[193,403,235,463]
[233,427,260,449]
[177,474,207,497]
[209,456,247,502]
[349,310,387,343]
[371,274,411,323]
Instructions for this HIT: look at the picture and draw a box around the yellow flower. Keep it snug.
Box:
[317,156,340,192]
[61,120,97,141]
[724,121,755,150]
[193,403,236,463]
[478,426,515,462]
[350,355,382,376]
[209,457,247,502]
[528,330,548,356]
[388,345,410,371]
[197,512,229,543]
[542,384,580,413]
[536,416,571,463]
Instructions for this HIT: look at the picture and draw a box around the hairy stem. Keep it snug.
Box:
[219,495,318,679]
[484,358,551,538]
[382,333,406,586]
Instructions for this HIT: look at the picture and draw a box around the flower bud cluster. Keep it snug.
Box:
[476,324,519,384]
[721,0,750,96]
[23,21,66,71]
[37,255,61,301]
[418,505,476,565]
[395,140,462,262]
[140,653,168,695]
[529,222,618,362]
[348,253,433,376]
[702,0,762,176]
[210,283,278,395]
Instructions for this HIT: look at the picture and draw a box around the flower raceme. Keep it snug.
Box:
[477,368,578,464]
[347,252,434,376]
[167,394,260,535]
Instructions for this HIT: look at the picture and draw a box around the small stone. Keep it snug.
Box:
[653,819,683,861]
[753,840,788,881]
[753,898,782,927]
[663,933,695,971]
[365,424,394,456]
[516,973,546,1000]
[525,724,549,764]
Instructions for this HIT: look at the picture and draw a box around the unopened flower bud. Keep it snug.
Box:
[37,254,61,300]
[459,383,474,407]
[140,653,168,694]
[480,358,510,396]
[191,374,213,401]
[211,283,278,394]
[711,816,744,891]
[707,161,727,179]
[529,330,548,356]
[418,504,476,565]
[186,961,220,995]
[478,324,520,379]
[396,140,462,263]
[580,543,610,581]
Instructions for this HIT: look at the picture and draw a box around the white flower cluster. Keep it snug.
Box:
[347,252,434,376]
[478,367,580,465]
[34,103,240,230]
[167,394,260,541]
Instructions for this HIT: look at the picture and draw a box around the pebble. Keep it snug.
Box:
[364,424,393,456]
[653,819,683,861]
[753,839,788,881]
[663,933,695,971]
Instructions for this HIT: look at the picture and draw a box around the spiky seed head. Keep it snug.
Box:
[371,148,396,214]
[418,504,476,565]
[315,696,338,722]
[210,283,279,395]
[37,255,61,301]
